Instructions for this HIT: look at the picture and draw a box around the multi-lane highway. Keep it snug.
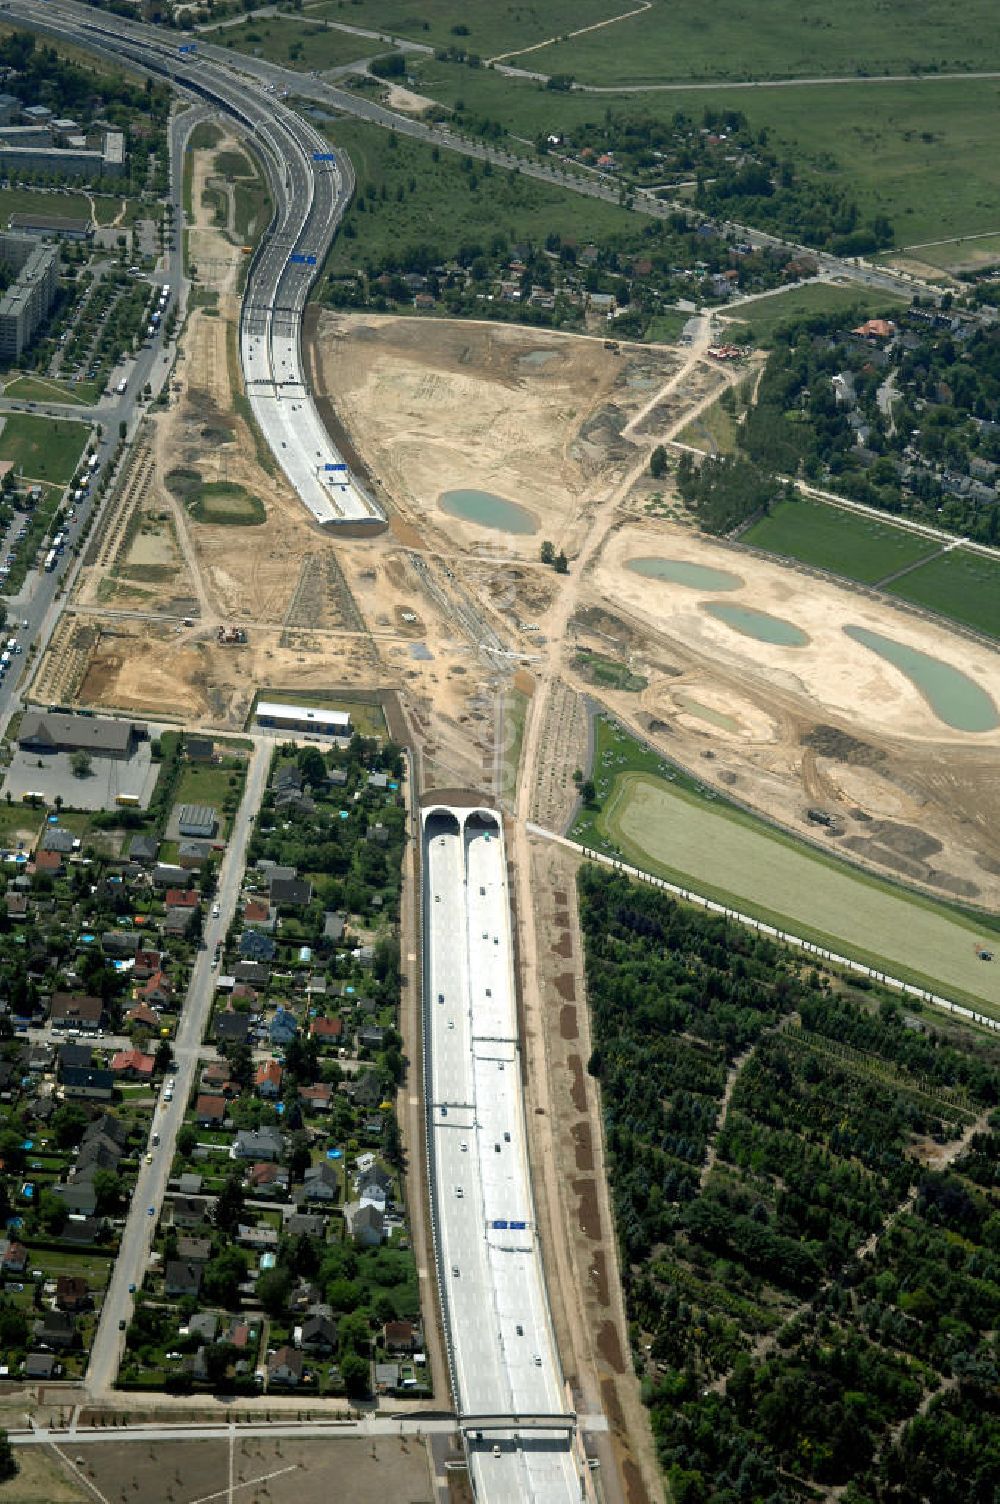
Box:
[8,0,383,528]
[423,805,583,1502]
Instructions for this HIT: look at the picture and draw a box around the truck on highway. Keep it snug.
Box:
[87,454,98,472]
[116,377,127,395]
[161,283,170,298]
[44,548,57,572]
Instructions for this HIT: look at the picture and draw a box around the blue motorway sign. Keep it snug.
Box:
[289,253,318,266]
[313,152,336,162]
[324,463,348,472]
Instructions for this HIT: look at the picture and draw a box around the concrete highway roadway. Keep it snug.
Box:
[85,740,269,1397]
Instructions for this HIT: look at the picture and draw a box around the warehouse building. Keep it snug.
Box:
[255,701,352,737]
[176,804,218,840]
[8,211,92,242]
[18,712,143,760]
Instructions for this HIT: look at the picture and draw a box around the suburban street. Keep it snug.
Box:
[85,740,270,1397]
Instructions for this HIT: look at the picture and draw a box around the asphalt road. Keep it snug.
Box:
[85,740,269,1397]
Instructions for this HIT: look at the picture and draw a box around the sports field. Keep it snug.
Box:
[887,548,1000,639]
[603,773,1000,1014]
[743,498,1000,638]
[743,497,935,585]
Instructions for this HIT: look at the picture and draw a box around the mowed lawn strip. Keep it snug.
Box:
[887,548,1000,640]
[598,772,1000,1015]
[0,414,89,486]
[743,496,936,585]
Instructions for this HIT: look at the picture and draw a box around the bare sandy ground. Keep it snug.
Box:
[596,523,1000,748]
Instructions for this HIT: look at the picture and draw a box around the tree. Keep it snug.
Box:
[224,1042,254,1092]
[0,1429,16,1484]
[297,747,327,787]
[540,539,555,565]
[154,1038,173,1074]
[52,1102,88,1150]
[580,780,596,805]
[554,551,569,574]
[214,1174,245,1237]
[650,444,668,478]
[201,1247,248,1307]
[286,1131,311,1182]
[340,1351,370,1397]
[256,1266,292,1318]
[70,750,92,779]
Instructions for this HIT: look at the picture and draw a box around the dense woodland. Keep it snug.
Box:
[674,451,792,535]
[579,866,1000,1503]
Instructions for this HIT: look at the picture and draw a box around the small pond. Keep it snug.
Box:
[627,556,743,591]
[704,601,809,647]
[439,488,537,535]
[844,625,998,733]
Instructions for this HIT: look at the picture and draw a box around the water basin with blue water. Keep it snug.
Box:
[844,625,998,733]
[626,556,743,591]
[704,601,809,647]
[439,488,538,535]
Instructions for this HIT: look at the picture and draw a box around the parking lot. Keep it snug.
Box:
[2,743,156,811]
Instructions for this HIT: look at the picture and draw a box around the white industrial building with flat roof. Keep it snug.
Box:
[255,701,352,737]
[422,803,584,1502]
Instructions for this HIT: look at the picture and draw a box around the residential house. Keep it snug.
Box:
[357,1165,393,1201]
[57,1041,93,1075]
[186,736,215,763]
[195,1093,227,1127]
[164,888,199,912]
[139,972,174,1009]
[240,930,276,962]
[199,1062,238,1097]
[237,1223,279,1254]
[187,1312,218,1343]
[0,1239,28,1274]
[383,1320,418,1354]
[49,993,104,1032]
[269,876,312,909]
[85,1114,128,1149]
[309,1016,342,1046]
[5,892,27,921]
[163,906,196,938]
[269,1008,298,1049]
[61,1216,103,1246]
[102,930,142,957]
[51,1179,97,1216]
[367,771,389,792]
[126,1002,161,1031]
[357,1026,385,1051]
[32,1310,77,1350]
[76,1135,122,1172]
[302,1163,340,1204]
[24,1353,58,1379]
[243,899,275,932]
[246,1162,289,1198]
[152,863,188,888]
[214,1009,251,1046]
[299,1305,338,1354]
[375,1361,400,1392]
[254,1060,283,1099]
[128,833,159,865]
[178,840,212,870]
[233,962,270,988]
[267,1345,303,1387]
[34,850,64,878]
[110,1048,154,1082]
[176,1236,212,1263]
[62,1066,114,1102]
[285,1212,327,1240]
[169,1196,213,1228]
[299,1083,332,1114]
[164,1260,202,1298]
[40,826,76,854]
[343,1200,384,1247]
[55,1276,91,1313]
[231,1126,284,1162]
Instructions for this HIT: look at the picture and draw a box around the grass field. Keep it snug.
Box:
[189,480,265,525]
[515,0,1000,84]
[887,547,1000,638]
[723,282,907,344]
[500,686,528,802]
[573,648,648,692]
[221,15,378,69]
[323,116,650,276]
[0,184,95,227]
[572,716,1000,1014]
[2,374,99,406]
[0,414,88,485]
[743,496,936,584]
[406,61,1000,246]
[308,0,625,55]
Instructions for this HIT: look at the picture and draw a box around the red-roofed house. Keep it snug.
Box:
[110,1048,155,1081]
[139,971,174,1008]
[126,1002,160,1031]
[246,1161,289,1197]
[310,1016,343,1043]
[164,889,199,909]
[852,318,896,339]
[133,949,164,981]
[34,850,64,875]
[196,1093,226,1126]
[255,1060,283,1099]
[244,899,275,932]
